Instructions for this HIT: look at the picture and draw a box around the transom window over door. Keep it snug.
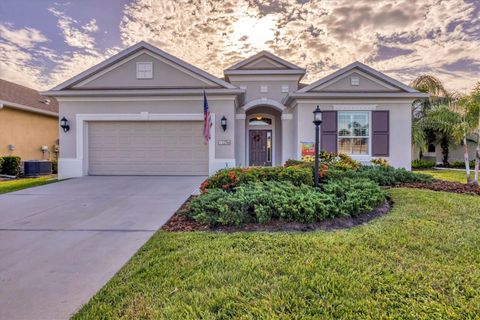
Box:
[338,111,370,155]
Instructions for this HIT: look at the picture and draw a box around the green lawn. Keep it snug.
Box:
[416,169,471,184]
[74,189,480,319]
[0,176,57,194]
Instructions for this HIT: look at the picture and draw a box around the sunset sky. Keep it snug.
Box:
[0,0,479,93]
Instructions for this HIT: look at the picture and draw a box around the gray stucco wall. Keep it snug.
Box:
[58,97,236,160]
[294,99,413,169]
[228,77,299,104]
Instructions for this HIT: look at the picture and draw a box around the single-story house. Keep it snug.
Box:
[43,41,427,179]
[0,79,59,161]
[413,137,478,164]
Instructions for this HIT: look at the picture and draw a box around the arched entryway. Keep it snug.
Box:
[245,106,282,166]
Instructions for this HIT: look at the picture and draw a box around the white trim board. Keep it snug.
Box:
[55,95,239,102]
[333,105,377,111]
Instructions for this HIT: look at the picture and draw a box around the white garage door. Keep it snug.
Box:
[88,121,208,175]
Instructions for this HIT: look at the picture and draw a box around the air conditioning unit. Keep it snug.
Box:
[24,161,52,177]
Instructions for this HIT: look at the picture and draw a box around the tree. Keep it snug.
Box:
[410,75,456,165]
[461,82,480,185]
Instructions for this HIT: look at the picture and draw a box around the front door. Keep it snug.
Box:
[249,130,272,166]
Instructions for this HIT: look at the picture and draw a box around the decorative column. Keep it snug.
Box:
[281,113,294,165]
[235,113,246,167]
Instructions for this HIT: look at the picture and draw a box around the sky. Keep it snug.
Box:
[0,0,479,93]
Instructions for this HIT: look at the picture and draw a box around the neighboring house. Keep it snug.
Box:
[0,79,59,161]
[413,138,478,164]
[43,41,427,179]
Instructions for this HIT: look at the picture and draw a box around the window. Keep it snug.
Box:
[136,62,153,79]
[351,76,360,86]
[249,116,272,126]
[260,85,268,93]
[266,131,272,162]
[338,111,369,155]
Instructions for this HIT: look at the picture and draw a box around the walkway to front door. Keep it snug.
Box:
[249,129,272,166]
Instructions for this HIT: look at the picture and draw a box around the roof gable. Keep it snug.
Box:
[298,61,419,94]
[51,42,236,91]
[224,51,305,76]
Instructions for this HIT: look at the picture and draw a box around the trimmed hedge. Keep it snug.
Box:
[186,179,386,226]
[200,166,313,192]
[324,165,434,186]
[412,159,436,169]
[1,156,21,176]
[0,157,4,173]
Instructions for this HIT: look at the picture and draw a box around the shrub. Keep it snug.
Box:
[0,157,4,173]
[186,179,386,226]
[52,160,58,174]
[334,153,361,170]
[1,156,21,176]
[201,166,313,192]
[321,178,386,217]
[371,158,389,168]
[439,160,475,169]
[412,159,436,169]
[324,165,433,186]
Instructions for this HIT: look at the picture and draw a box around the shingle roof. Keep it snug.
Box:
[0,78,58,114]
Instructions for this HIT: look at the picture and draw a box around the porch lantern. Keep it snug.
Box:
[312,106,323,188]
[221,116,227,131]
[60,117,70,133]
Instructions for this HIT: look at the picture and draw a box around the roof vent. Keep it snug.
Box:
[40,98,51,105]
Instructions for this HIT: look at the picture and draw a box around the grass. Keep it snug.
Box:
[0,176,57,194]
[416,169,472,183]
[74,189,480,319]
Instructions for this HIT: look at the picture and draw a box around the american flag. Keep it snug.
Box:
[203,90,212,144]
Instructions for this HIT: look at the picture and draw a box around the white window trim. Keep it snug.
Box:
[337,111,372,159]
[136,61,153,79]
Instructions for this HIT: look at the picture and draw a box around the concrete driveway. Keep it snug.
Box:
[0,175,205,320]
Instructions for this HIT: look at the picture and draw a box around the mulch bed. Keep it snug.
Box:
[397,180,480,195]
[162,198,393,232]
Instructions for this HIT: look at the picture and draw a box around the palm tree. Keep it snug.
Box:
[410,75,454,164]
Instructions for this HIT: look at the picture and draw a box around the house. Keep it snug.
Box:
[413,137,478,165]
[0,79,59,161]
[43,41,427,179]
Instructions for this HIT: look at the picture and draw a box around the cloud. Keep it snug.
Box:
[0,23,48,48]
[48,7,96,49]
[119,0,480,92]
[1,0,479,93]
[82,19,99,33]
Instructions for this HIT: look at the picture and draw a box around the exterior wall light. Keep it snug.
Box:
[60,117,70,132]
[221,116,227,131]
[312,105,323,188]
